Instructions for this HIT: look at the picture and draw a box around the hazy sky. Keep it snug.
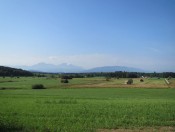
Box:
[0,0,175,72]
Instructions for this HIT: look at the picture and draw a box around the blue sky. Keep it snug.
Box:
[0,0,175,72]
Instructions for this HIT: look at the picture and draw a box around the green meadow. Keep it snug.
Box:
[0,77,175,131]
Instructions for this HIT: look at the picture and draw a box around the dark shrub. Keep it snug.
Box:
[106,77,111,81]
[32,84,45,89]
[140,79,144,82]
[61,79,69,83]
[127,79,133,84]
[0,87,6,90]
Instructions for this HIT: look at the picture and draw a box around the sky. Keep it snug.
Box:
[0,0,175,72]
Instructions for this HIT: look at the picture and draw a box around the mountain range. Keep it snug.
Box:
[12,63,146,73]
[84,66,145,73]
[14,63,84,73]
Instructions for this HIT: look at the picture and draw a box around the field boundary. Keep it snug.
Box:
[97,126,175,132]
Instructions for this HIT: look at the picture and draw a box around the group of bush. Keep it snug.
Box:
[61,79,69,83]
[32,76,147,89]
[32,84,45,89]
[32,77,70,89]
[127,79,133,84]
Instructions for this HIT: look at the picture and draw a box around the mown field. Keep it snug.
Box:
[0,77,175,132]
[0,76,175,89]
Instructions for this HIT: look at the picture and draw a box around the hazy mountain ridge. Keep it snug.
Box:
[13,63,146,73]
[84,66,146,73]
[14,63,84,73]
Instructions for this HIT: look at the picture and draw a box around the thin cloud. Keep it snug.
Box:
[47,54,122,69]
[148,47,161,53]
[48,56,58,60]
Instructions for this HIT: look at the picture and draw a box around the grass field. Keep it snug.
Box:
[0,77,175,89]
[0,77,175,131]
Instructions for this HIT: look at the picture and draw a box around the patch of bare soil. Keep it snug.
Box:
[97,127,175,132]
[68,84,168,89]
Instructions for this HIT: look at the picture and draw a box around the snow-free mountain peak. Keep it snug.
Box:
[13,63,147,73]
[13,63,84,73]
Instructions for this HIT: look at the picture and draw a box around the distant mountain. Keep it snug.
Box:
[15,63,84,73]
[84,66,146,73]
[13,63,147,73]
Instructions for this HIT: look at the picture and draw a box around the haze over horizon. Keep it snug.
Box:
[0,0,175,72]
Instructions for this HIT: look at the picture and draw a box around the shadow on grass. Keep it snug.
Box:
[0,123,23,132]
[0,87,21,90]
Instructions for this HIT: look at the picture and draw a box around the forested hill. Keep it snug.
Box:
[0,66,33,77]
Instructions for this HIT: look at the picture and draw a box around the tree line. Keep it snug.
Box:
[59,71,175,78]
[0,66,33,77]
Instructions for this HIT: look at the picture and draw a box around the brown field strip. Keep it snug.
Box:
[97,127,175,132]
[60,78,174,88]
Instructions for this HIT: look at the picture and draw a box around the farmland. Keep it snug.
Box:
[0,76,175,89]
[0,77,175,131]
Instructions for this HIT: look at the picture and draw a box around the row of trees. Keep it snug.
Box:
[104,72,175,78]
[59,71,175,79]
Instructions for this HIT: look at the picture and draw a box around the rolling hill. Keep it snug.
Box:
[0,66,33,76]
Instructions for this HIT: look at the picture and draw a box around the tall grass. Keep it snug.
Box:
[0,88,175,131]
